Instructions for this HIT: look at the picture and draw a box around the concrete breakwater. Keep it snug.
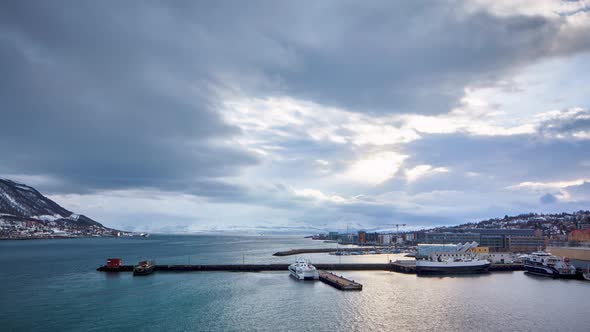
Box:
[273,247,377,256]
[97,262,525,273]
[97,263,394,272]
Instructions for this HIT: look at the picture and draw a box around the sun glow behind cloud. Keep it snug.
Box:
[343,152,408,185]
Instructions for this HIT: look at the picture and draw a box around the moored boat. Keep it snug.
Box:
[416,254,490,275]
[288,257,319,280]
[133,260,155,276]
[522,251,576,278]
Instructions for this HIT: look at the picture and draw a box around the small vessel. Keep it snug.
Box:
[288,257,319,280]
[133,260,155,276]
[522,251,576,278]
[416,255,490,275]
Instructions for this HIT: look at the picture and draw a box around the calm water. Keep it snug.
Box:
[0,235,588,331]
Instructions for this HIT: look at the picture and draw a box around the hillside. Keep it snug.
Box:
[0,178,118,239]
[434,211,590,238]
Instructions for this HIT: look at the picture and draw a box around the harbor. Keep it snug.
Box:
[97,261,526,274]
[5,234,590,331]
[98,263,395,273]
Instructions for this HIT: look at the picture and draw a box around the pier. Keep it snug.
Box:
[97,263,393,272]
[318,271,362,290]
[390,260,417,273]
[273,247,377,256]
[97,262,524,273]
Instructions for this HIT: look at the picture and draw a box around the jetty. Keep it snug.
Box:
[318,271,362,290]
[97,263,393,273]
[273,247,377,256]
[97,262,524,273]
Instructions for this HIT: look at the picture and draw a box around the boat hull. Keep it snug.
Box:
[133,265,155,276]
[523,264,577,279]
[289,268,319,280]
[416,263,490,275]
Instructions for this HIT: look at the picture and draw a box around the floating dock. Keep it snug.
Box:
[318,271,362,290]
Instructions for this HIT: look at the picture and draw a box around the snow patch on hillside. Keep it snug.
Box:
[32,214,63,222]
[1,190,25,211]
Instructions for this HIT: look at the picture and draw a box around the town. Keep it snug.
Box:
[309,211,590,253]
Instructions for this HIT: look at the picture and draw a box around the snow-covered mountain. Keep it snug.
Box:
[0,178,117,239]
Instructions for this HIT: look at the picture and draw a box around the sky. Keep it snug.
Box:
[1,0,590,233]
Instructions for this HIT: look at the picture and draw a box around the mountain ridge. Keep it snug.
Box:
[0,178,117,239]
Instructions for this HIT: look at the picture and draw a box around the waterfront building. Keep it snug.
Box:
[416,244,460,259]
[470,246,489,254]
[358,231,366,245]
[424,232,480,244]
[380,234,392,245]
[478,252,516,264]
[421,229,541,252]
[568,229,590,242]
[365,232,379,244]
[404,233,415,241]
[479,234,505,249]
[506,235,546,253]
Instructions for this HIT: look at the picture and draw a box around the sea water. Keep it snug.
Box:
[0,235,588,331]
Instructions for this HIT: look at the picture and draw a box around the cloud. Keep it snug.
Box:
[2,1,590,230]
[540,193,558,204]
[405,165,450,183]
[0,1,260,195]
[537,108,590,140]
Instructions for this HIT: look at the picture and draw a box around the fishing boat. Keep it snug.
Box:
[133,260,155,276]
[416,255,490,275]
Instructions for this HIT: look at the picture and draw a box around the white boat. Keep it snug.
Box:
[416,255,490,275]
[288,257,319,280]
[522,251,577,278]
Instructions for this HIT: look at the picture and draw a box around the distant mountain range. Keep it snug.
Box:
[0,178,118,239]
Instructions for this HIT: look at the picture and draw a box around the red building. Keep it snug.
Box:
[106,258,122,268]
[569,229,590,242]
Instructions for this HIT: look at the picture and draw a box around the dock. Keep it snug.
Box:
[318,270,362,291]
[390,260,417,273]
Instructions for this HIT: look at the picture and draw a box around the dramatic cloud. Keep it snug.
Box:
[1,1,590,231]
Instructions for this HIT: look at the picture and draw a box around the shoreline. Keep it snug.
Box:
[0,235,118,241]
